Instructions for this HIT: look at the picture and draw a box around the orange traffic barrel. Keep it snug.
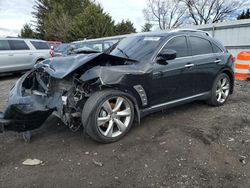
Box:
[234,51,250,81]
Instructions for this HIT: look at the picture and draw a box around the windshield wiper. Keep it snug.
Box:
[117,48,130,59]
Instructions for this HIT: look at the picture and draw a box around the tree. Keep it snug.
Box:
[143,0,187,30]
[237,9,250,20]
[31,0,92,40]
[71,3,116,40]
[24,0,118,41]
[43,4,73,41]
[20,23,36,38]
[141,23,153,32]
[115,20,136,35]
[183,0,247,25]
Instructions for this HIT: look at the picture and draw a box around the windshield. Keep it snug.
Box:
[108,36,164,61]
[74,42,103,52]
[55,44,70,52]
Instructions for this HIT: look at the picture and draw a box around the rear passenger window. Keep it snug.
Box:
[31,41,50,49]
[9,40,30,50]
[212,43,223,53]
[190,36,213,56]
[0,40,11,50]
[163,36,189,58]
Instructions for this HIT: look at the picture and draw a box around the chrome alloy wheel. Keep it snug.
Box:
[216,77,230,103]
[97,97,132,138]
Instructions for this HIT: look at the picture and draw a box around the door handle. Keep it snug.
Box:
[8,54,14,56]
[185,63,194,68]
[214,59,221,64]
[29,53,33,55]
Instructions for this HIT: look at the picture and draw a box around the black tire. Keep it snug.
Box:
[82,90,135,143]
[207,73,231,106]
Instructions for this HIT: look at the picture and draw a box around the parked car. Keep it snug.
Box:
[0,29,234,143]
[72,35,128,53]
[0,38,52,73]
[54,43,76,57]
[47,41,62,49]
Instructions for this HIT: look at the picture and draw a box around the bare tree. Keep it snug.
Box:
[143,0,187,30]
[183,0,249,25]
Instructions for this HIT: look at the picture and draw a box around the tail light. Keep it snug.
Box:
[230,55,236,63]
[50,50,55,57]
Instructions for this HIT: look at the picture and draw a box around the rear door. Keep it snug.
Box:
[29,40,51,61]
[188,36,219,93]
[0,40,13,72]
[150,36,197,105]
[8,40,33,70]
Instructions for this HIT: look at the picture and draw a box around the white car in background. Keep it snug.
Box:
[0,38,52,73]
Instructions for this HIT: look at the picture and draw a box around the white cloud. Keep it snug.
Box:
[0,0,146,37]
[98,0,146,31]
[0,0,35,37]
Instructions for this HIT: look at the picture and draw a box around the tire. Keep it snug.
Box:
[82,90,135,143]
[207,73,231,106]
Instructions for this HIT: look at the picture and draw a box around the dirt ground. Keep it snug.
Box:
[0,75,249,188]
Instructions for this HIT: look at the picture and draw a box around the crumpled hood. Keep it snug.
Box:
[34,53,137,79]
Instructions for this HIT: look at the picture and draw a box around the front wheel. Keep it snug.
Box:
[207,73,231,106]
[83,90,135,143]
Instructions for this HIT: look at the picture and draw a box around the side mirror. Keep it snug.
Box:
[157,49,177,64]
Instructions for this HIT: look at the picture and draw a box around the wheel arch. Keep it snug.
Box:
[220,68,234,94]
[36,58,45,63]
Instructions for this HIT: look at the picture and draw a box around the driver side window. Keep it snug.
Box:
[162,36,188,58]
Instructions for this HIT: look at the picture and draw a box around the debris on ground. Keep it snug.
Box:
[92,159,103,167]
[228,138,235,142]
[22,159,43,166]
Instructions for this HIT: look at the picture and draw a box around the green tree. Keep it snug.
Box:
[141,23,153,32]
[22,0,135,41]
[115,20,136,35]
[43,3,73,41]
[20,23,36,38]
[71,3,115,40]
[31,0,92,40]
[238,9,250,20]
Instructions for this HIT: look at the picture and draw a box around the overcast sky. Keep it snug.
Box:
[0,0,146,37]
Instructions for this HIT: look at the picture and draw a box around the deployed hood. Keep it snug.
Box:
[35,53,137,79]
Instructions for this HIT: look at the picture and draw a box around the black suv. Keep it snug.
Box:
[0,29,234,143]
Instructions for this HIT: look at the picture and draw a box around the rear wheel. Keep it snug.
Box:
[208,73,231,106]
[83,90,135,143]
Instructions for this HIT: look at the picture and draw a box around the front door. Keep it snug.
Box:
[150,36,196,106]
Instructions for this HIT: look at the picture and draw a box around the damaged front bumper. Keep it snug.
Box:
[0,71,54,132]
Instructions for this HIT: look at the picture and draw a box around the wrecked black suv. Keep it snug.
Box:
[0,30,234,143]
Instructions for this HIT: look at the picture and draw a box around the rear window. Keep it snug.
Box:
[0,40,11,50]
[189,36,213,56]
[8,40,30,50]
[31,41,50,49]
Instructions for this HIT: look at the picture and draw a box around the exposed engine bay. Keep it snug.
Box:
[22,70,89,132]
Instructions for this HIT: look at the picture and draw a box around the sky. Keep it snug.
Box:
[0,0,146,37]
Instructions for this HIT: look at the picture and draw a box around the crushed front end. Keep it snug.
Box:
[0,53,139,134]
[0,67,90,133]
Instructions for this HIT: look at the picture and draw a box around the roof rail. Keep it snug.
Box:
[169,29,212,37]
